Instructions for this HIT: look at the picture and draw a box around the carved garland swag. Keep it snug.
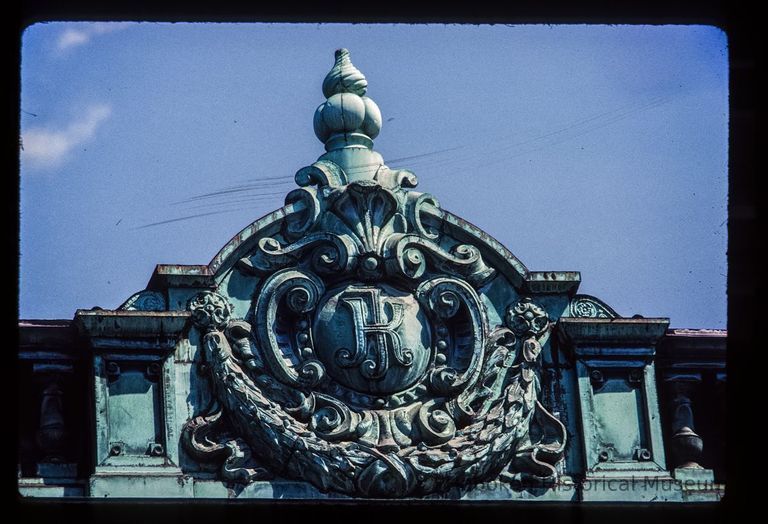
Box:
[182,164,566,497]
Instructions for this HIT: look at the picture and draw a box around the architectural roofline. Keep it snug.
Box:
[144,204,581,296]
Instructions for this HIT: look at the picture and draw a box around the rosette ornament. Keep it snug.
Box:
[313,49,383,151]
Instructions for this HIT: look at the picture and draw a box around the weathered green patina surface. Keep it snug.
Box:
[17,50,725,501]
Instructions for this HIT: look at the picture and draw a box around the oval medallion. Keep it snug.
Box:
[313,282,432,394]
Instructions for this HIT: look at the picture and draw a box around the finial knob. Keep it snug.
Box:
[313,49,382,149]
[322,48,368,98]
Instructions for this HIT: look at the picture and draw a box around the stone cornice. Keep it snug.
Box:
[657,328,727,370]
[558,317,670,346]
[73,310,191,338]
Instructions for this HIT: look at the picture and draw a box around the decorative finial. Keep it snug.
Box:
[322,48,368,98]
[313,49,382,150]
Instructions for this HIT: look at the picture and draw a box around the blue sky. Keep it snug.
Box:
[19,23,728,328]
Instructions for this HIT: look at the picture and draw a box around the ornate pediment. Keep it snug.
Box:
[181,49,566,497]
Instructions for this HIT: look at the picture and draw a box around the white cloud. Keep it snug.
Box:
[56,22,134,52]
[21,104,112,170]
[57,28,90,50]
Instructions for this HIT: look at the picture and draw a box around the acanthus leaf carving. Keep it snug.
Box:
[181,396,272,484]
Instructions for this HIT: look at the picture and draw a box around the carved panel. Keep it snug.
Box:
[119,290,167,311]
[104,361,164,457]
[575,360,666,474]
[590,368,650,464]
[181,166,568,496]
[180,49,567,498]
[569,294,618,319]
[94,354,177,468]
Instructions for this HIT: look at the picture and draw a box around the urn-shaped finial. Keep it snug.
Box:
[313,49,383,150]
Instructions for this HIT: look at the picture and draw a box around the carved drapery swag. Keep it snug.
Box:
[181,49,565,497]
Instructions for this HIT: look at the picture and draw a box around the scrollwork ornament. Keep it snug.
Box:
[416,400,457,445]
[182,284,566,496]
[184,220,563,497]
[286,286,314,313]
[282,187,321,241]
[181,410,272,484]
[428,366,461,396]
[432,289,461,319]
[310,242,348,274]
[296,359,327,387]
[238,232,357,276]
[178,49,569,497]
[295,159,347,188]
[375,167,419,190]
[401,247,426,279]
[309,395,360,441]
[254,268,327,388]
[417,277,487,396]
[404,191,440,241]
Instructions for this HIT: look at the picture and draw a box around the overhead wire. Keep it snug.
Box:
[137,92,677,229]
